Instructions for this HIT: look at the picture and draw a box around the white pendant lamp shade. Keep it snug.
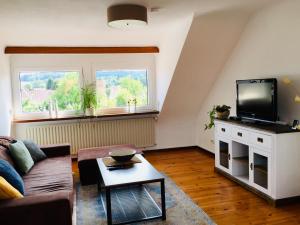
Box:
[107,4,148,28]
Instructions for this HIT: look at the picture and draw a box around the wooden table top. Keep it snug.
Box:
[97,154,164,188]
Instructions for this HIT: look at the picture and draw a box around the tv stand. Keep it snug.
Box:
[214,119,300,206]
[221,117,297,134]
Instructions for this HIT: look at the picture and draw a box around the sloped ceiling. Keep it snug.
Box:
[155,9,252,148]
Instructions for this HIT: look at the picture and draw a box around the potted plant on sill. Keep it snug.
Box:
[81,84,97,116]
[205,105,231,130]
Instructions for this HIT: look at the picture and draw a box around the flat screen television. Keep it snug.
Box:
[236,78,277,122]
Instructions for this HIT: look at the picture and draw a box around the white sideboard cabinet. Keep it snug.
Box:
[214,119,300,205]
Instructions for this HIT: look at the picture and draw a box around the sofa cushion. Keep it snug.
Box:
[0,176,23,200]
[23,156,73,196]
[23,140,47,163]
[9,141,34,174]
[0,146,15,168]
[0,159,25,194]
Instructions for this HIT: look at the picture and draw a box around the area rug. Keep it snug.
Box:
[76,174,216,225]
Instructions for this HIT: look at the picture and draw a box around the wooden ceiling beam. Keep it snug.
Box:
[4,46,159,54]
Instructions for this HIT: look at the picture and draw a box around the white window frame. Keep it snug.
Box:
[12,66,83,120]
[11,54,157,120]
[92,60,156,115]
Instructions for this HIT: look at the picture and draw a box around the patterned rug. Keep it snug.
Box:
[76,174,216,225]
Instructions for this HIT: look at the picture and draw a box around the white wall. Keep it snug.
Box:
[0,46,12,136]
[154,10,250,149]
[155,14,193,111]
[197,0,300,152]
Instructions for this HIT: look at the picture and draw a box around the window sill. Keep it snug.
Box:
[13,110,159,124]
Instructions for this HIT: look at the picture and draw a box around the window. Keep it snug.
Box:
[95,70,148,110]
[19,71,81,113]
[12,54,156,119]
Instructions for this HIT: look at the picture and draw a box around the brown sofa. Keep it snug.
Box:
[0,140,74,225]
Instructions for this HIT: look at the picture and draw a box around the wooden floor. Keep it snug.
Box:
[73,148,300,225]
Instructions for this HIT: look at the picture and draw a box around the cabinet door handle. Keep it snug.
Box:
[228,154,231,160]
[257,137,263,143]
[250,163,253,170]
[221,128,226,132]
[237,132,242,137]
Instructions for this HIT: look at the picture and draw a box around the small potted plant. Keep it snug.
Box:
[216,105,231,119]
[205,105,231,130]
[81,84,97,116]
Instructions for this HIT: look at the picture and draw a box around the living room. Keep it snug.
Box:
[0,0,300,224]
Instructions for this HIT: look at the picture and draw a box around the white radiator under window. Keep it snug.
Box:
[20,118,155,155]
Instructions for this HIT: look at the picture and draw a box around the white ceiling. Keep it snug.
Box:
[0,0,276,45]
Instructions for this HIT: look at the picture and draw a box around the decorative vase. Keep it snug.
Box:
[48,100,55,118]
[85,108,95,116]
[53,99,58,118]
[217,110,230,119]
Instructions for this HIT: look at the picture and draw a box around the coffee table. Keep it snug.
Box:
[96,154,166,225]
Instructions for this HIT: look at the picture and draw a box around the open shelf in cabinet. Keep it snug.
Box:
[232,141,249,182]
[233,156,249,164]
[235,175,250,184]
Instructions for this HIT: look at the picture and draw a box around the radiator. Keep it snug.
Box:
[23,118,155,155]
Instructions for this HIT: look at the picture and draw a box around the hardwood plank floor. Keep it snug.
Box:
[73,148,300,225]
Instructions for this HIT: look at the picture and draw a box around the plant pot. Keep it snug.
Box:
[85,108,95,116]
[216,110,230,119]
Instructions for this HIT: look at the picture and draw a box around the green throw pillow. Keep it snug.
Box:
[9,141,34,174]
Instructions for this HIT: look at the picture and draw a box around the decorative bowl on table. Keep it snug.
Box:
[109,149,136,162]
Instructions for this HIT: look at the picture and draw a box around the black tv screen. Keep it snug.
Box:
[236,79,277,122]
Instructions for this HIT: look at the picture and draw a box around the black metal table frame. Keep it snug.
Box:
[99,179,166,225]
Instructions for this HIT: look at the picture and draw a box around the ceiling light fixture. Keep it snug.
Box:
[107,4,148,29]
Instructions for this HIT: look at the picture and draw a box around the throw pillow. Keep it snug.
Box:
[0,176,23,200]
[23,140,47,163]
[9,141,34,174]
[0,159,25,194]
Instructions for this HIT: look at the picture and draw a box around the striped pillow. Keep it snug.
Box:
[0,176,23,200]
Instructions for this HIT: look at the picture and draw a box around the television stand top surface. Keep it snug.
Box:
[216,117,299,134]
